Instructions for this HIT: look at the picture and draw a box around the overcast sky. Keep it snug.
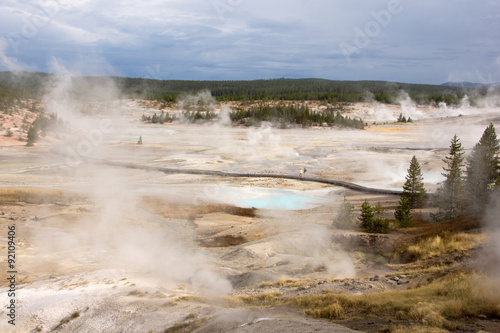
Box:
[1,0,499,84]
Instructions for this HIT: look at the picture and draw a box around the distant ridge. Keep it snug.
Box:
[441,81,499,88]
[0,71,485,106]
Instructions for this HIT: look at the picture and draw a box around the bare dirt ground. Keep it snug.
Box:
[1,100,499,332]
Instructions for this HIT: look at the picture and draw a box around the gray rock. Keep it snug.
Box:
[274,261,288,267]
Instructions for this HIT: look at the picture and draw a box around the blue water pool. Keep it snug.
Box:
[235,189,329,210]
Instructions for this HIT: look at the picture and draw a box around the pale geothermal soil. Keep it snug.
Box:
[0,100,499,332]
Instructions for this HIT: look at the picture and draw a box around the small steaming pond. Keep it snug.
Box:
[215,186,332,210]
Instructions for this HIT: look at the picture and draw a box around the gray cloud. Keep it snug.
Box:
[0,0,499,83]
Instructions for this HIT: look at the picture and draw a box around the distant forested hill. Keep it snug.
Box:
[441,81,500,89]
[116,77,477,105]
[1,71,494,106]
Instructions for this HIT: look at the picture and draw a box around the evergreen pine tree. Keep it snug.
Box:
[432,134,468,220]
[402,156,427,208]
[137,135,143,145]
[372,202,390,233]
[397,113,408,123]
[466,123,500,212]
[359,200,374,232]
[333,198,356,229]
[395,195,412,227]
[26,125,38,147]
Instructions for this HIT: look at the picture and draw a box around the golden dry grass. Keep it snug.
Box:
[304,302,344,319]
[287,279,315,288]
[384,264,448,280]
[276,278,313,288]
[290,273,500,328]
[408,303,449,328]
[174,269,498,330]
[163,314,207,333]
[224,291,283,308]
[276,279,294,287]
[405,232,486,261]
[258,281,274,288]
[0,188,85,204]
[389,325,449,333]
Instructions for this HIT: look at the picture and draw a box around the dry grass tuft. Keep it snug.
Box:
[389,325,449,333]
[128,290,148,297]
[53,311,81,330]
[224,291,282,308]
[258,281,274,288]
[287,279,313,288]
[163,314,207,333]
[258,279,326,290]
[162,300,178,307]
[408,302,449,328]
[276,279,294,287]
[304,302,344,319]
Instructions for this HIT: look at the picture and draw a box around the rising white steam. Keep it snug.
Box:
[177,89,216,111]
[38,62,233,296]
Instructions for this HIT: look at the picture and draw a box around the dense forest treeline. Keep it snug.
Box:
[1,71,497,107]
[118,77,485,105]
[230,104,364,128]
[142,104,364,129]
[0,72,48,112]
